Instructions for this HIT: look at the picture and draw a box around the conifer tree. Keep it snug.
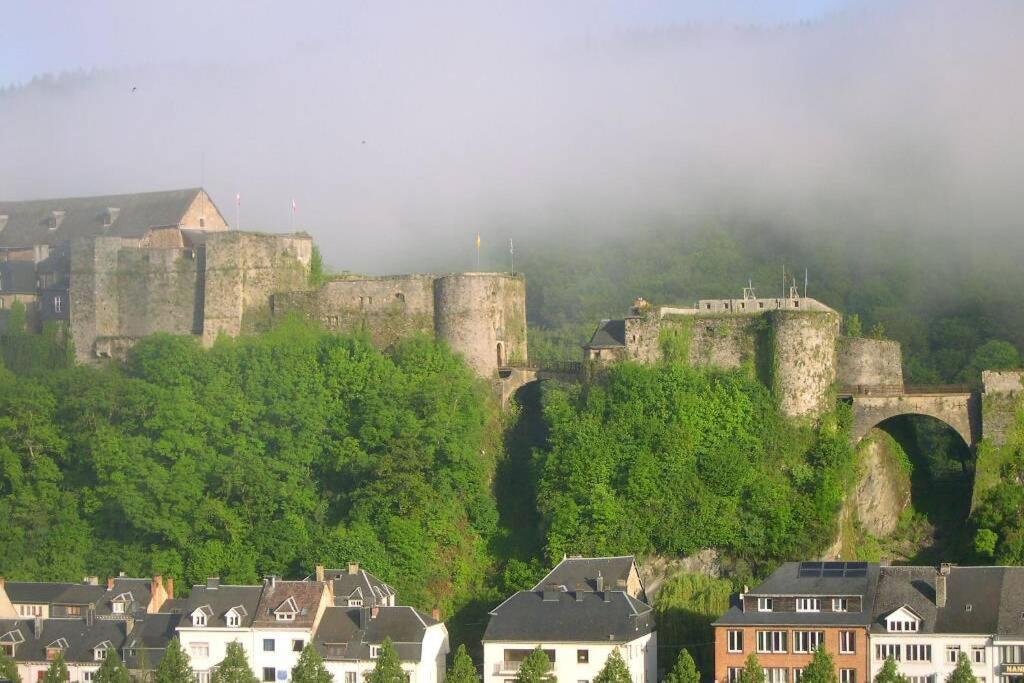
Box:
[874,657,908,683]
[0,646,23,683]
[801,647,838,683]
[212,642,259,683]
[593,650,631,683]
[366,639,407,683]
[94,649,131,683]
[156,639,194,683]
[664,649,700,683]
[945,653,977,683]
[514,648,555,683]
[291,644,333,683]
[445,644,479,683]
[738,654,763,683]
[42,652,69,683]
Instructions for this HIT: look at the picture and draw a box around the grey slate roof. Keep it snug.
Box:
[483,590,654,643]
[5,578,155,617]
[321,568,396,608]
[0,261,36,293]
[0,188,208,248]
[586,319,626,348]
[0,618,126,664]
[715,562,879,627]
[871,566,1024,636]
[533,556,646,602]
[314,606,437,662]
[123,613,182,669]
[178,584,263,628]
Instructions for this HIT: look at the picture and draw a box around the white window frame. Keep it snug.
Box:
[195,672,210,683]
[757,631,787,654]
[190,643,210,659]
[906,644,932,662]
[796,598,820,613]
[833,598,849,612]
[794,631,824,654]
[727,668,743,683]
[947,646,962,664]
[839,631,856,654]
[226,613,240,628]
[876,644,901,661]
[83,672,95,683]
[972,647,986,664]
[757,598,774,613]
[370,645,381,659]
[193,614,207,627]
[766,668,788,683]
[728,630,744,654]
[840,669,856,683]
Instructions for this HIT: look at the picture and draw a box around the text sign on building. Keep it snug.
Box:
[1003,666,1024,675]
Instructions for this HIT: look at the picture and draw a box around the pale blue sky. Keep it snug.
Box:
[0,0,851,87]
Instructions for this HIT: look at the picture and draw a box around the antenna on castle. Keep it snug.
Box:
[782,265,786,300]
[510,238,515,276]
[804,268,809,299]
[743,279,756,300]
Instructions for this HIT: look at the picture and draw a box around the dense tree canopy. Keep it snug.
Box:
[367,639,407,683]
[0,321,495,612]
[536,362,855,565]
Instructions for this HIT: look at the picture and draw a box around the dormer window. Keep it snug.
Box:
[94,641,113,661]
[1,628,25,657]
[757,597,774,612]
[191,605,214,627]
[50,210,66,231]
[275,596,299,622]
[225,605,247,628]
[796,598,820,612]
[112,592,133,614]
[884,606,921,633]
[46,639,70,660]
[833,598,849,612]
[227,613,240,627]
[103,208,121,228]
[348,599,363,607]
[370,645,381,659]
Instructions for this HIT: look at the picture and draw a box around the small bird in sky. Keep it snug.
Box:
[130,86,137,93]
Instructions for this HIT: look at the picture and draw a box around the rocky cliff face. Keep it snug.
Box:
[825,429,911,559]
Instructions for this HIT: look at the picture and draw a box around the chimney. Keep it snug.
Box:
[937,564,951,608]
[371,606,380,619]
[265,576,276,589]
[126,615,135,638]
[83,576,99,586]
[166,577,175,599]
[207,577,220,590]
[87,603,96,626]
[107,577,115,591]
[33,616,43,639]
[595,571,604,592]
[148,576,167,614]
[315,565,325,583]
[603,589,612,603]
[575,585,585,603]
[347,563,359,575]
[431,608,441,621]
[359,606,371,628]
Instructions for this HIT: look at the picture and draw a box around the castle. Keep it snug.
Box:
[0,188,527,378]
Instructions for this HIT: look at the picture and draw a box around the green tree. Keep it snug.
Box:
[593,650,630,683]
[212,642,258,683]
[874,657,908,683]
[514,648,555,683]
[367,639,407,683]
[6,300,28,334]
[663,649,700,683]
[844,314,863,337]
[291,644,333,683]
[94,649,131,683]
[42,652,69,683]
[445,645,479,683]
[156,639,194,683]
[308,247,326,287]
[801,647,838,683]
[738,654,763,683]
[0,646,23,683]
[945,653,977,683]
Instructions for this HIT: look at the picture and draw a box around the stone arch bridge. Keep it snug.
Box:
[840,384,982,449]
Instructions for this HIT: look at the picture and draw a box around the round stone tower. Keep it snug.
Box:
[434,273,528,377]
[770,309,842,419]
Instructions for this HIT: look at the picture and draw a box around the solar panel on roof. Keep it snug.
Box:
[797,561,869,578]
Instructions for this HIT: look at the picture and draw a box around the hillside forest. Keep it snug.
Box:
[2,219,1024,669]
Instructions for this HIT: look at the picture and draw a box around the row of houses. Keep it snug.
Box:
[0,557,658,683]
[713,562,1024,683]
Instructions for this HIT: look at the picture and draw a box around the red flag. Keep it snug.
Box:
[235,193,241,206]
[291,198,297,212]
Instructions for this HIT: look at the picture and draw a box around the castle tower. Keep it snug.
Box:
[434,273,527,377]
[770,309,842,419]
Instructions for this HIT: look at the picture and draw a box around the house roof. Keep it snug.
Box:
[321,569,396,608]
[178,584,263,628]
[313,606,438,662]
[0,188,214,248]
[483,589,654,643]
[123,613,182,669]
[533,556,646,602]
[0,618,127,664]
[585,319,627,349]
[715,562,879,628]
[252,580,326,628]
[870,566,1024,636]
[4,578,155,617]
[0,261,36,293]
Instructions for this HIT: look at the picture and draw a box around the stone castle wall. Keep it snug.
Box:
[980,370,1024,447]
[273,273,527,378]
[770,310,842,418]
[836,337,904,388]
[684,315,761,370]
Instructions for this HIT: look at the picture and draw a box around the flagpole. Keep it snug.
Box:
[510,239,514,275]
[235,193,240,231]
[476,233,481,271]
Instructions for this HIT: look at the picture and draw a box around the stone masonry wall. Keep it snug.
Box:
[114,247,201,338]
[623,314,662,363]
[771,310,841,419]
[201,231,312,344]
[685,315,761,370]
[981,370,1024,447]
[70,236,121,362]
[271,275,437,349]
[836,337,904,388]
[435,273,527,377]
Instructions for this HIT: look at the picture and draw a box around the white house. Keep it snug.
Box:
[483,557,656,683]
[870,566,1024,683]
[175,579,266,683]
[313,605,448,683]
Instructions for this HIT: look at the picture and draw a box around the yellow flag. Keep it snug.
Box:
[476,233,481,249]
